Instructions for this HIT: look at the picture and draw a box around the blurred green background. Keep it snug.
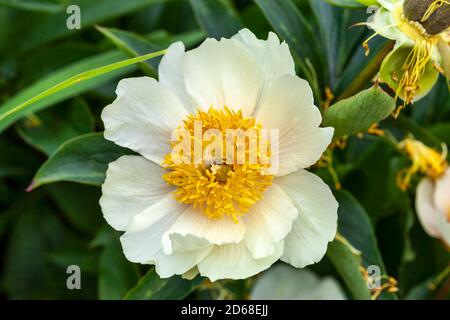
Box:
[0,0,449,300]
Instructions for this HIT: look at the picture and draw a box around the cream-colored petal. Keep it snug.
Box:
[367,5,411,44]
[198,241,283,282]
[437,40,450,80]
[433,170,450,246]
[153,246,213,279]
[232,29,295,111]
[250,263,346,300]
[121,197,212,278]
[102,76,188,164]
[243,184,298,259]
[182,38,262,116]
[158,42,194,113]
[434,169,450,217]
[256,74,333,176]
[163,207,246,254]
[416,177,441,238]
[100,155,173,231]
[275,170,338,268]
[120,195,185,264]
[377,0,399,11]
[181,267,200,280]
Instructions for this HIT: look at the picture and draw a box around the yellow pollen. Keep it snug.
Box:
[397,139,448,191]
[162,107,273,223]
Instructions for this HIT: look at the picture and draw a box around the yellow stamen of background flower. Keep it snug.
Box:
[356,22,398,56]
[162,107,273,223]
[397,139,448,191]
[393,39,434,117]
[421,0,450,23]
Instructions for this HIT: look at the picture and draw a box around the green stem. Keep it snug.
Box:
[337,41,395,101]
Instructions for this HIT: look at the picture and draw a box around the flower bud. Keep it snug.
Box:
[403,0,450,35]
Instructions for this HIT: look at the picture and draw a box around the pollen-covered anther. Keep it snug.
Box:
[396,139,448,191]
[162,107,274,223]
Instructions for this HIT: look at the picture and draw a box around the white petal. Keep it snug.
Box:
[198,241,283,281]
[367,6,412,44]
[243,184,298,259]
[275,170,338,268]
[433,170,450,246]
[437,40,450,80]
[250,263,346,300]
[122,197,212,278]
[153,246,212,279]
[377,0,398,11]
[181,267,199,280]
[120,195,185,264]
[100,155,173,231]
[232,29,295,110]
[102,76,188,164]
[434,169,450,217]
[158,42,194,113]
[415,178,441,238]
[183,38,262,116]
[163,207,246,254]
[256,74,333,176]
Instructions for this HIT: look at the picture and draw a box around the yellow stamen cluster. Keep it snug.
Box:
[393,39,434,117]
[162,107,273,222]
[397,138,448,190]
[392,6,440,115]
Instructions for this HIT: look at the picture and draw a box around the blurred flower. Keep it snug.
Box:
[416,167,450,247]
[250,263,346,300]
[363,0,450,115]
[397,138,447,190]
[100,29,338,281]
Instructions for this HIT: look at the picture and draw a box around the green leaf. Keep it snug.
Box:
[189,0,243,39]
[334,190,397,300]
[46,183,103,234]
[2,194,97,299]
[430,123,450,148]
[124,268,203,300]
[0,0,64,12]
[0,49,166,134]
[254,0,322,82]
[30,133,133,189]
[4,0,168,54]
[393,115,442,147]
[96,26,161,76]
[327,240,372,300]
[322,86,395,139]
[16,98,95,156]
[323,0,365,8]
[99,239,140,300]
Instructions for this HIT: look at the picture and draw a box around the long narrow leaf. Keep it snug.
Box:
[0,49,166,133]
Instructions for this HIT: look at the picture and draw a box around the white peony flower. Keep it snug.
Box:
[100,28,338,281]
[364,0,450,113]
[251,263,346,300]
[416,168,450,247]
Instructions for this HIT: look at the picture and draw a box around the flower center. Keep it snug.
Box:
[162,107,274,222]
[390,5,440,113]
